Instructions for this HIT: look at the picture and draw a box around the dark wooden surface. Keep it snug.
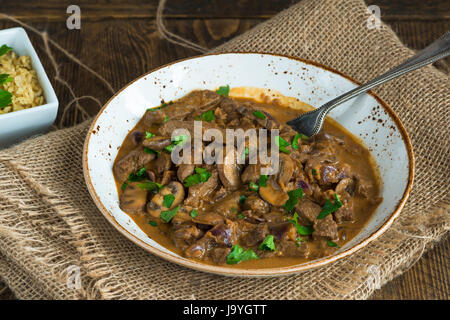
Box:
[0,0,448,300]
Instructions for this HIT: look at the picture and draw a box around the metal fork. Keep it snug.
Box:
[286,31,450,137]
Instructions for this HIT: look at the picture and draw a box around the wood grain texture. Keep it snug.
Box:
[0,0,448,300]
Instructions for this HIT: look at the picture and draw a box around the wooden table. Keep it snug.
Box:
[0,0,448,300]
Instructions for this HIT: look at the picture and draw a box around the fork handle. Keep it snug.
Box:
[317,30,450,113]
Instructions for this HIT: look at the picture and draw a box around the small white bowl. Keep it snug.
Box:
[0,27,58,148]
[83,53,414,277]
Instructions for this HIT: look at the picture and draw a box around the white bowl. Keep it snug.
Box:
[83,53,414,277]
[0,27,58,148]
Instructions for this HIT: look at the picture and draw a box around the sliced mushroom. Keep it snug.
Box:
[217,148,241,191]
[160,170,176,185]
[259,178,289,206]
[142,136,172,151]
[192,211,224,226]
[177,164,195,182]
[146,181,185,218]
[241,164,261,184]
[119,182,147,214]
[277,153,295,190]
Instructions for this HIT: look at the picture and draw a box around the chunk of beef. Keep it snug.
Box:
[192,211,224,226]
[142,136,172,151]
[143,109,166,126]
[313,215,338,240]
[295,198,322,223]
[171,223,203,250]
[277,240,310,258]
[185,169,219,207]
[177,164,195,182]
[242,195,270,215]
[154,152,172,176]
[205,219,238,247]
[113,147,155,182]
[240,223,269,247]
[269,222,297,241]
[334,202,355,223]
[184,237,212,259]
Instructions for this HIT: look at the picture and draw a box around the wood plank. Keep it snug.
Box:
[2,0,449,20]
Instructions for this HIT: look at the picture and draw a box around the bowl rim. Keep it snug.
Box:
[83,52,415,277]
[0,27,59,120]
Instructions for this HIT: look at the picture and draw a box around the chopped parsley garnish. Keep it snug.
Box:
[312,169,318,176]
[198,109,215,122]
[241,147,249,161]
[0,90,12,110]
[231,207,237,213]
[0,45,12,57]
[183,167,212,187]
[288,212,314,235]
[258,174,268,187]
[249,181,259,192]
[121,182,129,190]
[283,187,304,212]
[275,136,291,154]
[237,212,246,219]
[296,237,307,246]
[190,209,199,218]
[144,147,160,155]
[239,195,247,204]
[137,180,162,191]
[327,240,339,248]
[226,244,259,264]
[164,116,169,123]
[160,205,180,223]
[128,167,147,182]
[149,221,158,227]
[145,131,155,139]
[291,133,309,150]
[165,134,190,152]
[216,85,230,97]
[253,110,267,119]
[0,74,12,85]
[259,235,276,251]
[163,194,175,208]
[317,193,343,219]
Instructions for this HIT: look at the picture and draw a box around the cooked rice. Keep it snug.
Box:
[0,50,45,114]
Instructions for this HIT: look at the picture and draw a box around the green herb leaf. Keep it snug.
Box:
[0,73,12,86]
[312,169,318,176]
[149,221,158,227]
[160,205,180,223]
[165,134,190,152]
[128,167,147,182]
[163,194,175,208]
[283,188,304,212]
[237,212,246,219]
[327,240,339,248]
[249,181,259,192]
[259,235,276,251]
[0,89,12,109]
[216,85,230,97]
[241,147,249,161]
[121,182,129,191]
[291,133,309,150]
[144,147,160,155]
[137,180,162,191]
[164,116,169,123]
[199,109,215,122]
[296,236,307,246]
[0,45,12,57]
[239,195,247,204]
[275,136,291,154]
[183,167,212,187]
[317,193,343,219]
[226,244,259,264]
[258,174,268,187]
[253,110,267,119]
[190,209,199,218]
[288,212,314,236]
[145,131,155,139]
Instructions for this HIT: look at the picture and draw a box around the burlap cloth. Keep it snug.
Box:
[0,0,448,300]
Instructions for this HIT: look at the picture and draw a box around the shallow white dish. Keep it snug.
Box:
[0,27,58,148]
[83,53,414,277]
